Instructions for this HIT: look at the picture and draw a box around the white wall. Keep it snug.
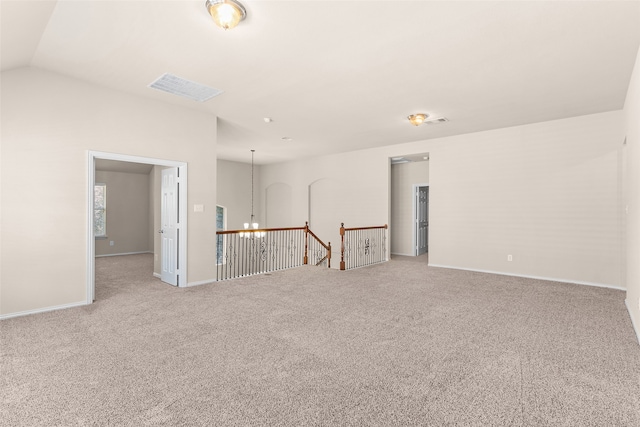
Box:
[425,112,625,288]
[391,161,429,256]
[265,182,292,228]
[217,159,260,230]
[261,150,391,267]
[624,44,640,339]
[263,111,624,286]
[0,67,217,317]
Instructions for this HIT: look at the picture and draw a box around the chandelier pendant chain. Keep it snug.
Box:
[251,149,255,224]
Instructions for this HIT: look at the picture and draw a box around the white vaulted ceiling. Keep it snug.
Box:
[2,0,639,164]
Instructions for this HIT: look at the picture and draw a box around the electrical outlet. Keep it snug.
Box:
[110,241,114,246]
[507,254,513,262]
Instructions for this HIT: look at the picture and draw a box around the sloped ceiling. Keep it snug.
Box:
[2,0,639,164]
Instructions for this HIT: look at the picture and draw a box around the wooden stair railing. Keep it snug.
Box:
[306,223,331,268]
[340,223,388,270]
[216,222,330,281]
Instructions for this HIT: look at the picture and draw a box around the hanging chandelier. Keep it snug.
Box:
[243,149,264,238]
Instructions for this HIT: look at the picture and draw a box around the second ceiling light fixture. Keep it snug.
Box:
[408,114,428,126]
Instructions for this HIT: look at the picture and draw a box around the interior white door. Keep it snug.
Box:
[161,167,179,286]
[417,186,428,255]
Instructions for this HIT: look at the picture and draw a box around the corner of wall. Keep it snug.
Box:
[624,43,640,344]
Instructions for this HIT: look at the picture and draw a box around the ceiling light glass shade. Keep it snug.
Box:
[206,0,247,30]
[408,113,428,126]
[242,222,264,238]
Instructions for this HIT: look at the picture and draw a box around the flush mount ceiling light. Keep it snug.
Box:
[205,0,247,30]
[408,113,428,126]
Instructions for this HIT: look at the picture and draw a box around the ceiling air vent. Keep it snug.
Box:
[425,117,449,125]
[148,73,223,102]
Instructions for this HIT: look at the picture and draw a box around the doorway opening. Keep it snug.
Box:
[86,151,188,304]
[389,154,429,257]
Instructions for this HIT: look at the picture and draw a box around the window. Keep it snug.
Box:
[216,205,226,264]
[94,184,107,238]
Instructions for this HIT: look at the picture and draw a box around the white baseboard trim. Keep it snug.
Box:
[153,273,208,286]
[625,299,640,345]
[152,273,204,286]
[391,252,415,257]
[427,264,626,291]
[95,251,152,258]
[185,279,216,287]
[0,300,87,320]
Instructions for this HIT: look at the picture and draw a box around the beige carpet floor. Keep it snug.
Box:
[2,253,640,426]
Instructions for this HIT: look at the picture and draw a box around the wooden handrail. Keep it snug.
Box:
[306,222,331,268]
[313,241,331,268]
[341,224,388,232]
[217,226,305,235]
[307,229,331,251]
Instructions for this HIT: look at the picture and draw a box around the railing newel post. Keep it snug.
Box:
[304,221,309,265]
[340,223,346,271]
[384,224,388,261]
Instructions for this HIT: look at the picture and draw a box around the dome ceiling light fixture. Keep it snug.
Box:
[205,0,247,30]
[408,113,429,126]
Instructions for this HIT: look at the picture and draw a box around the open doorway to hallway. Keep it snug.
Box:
[390,153,429,257]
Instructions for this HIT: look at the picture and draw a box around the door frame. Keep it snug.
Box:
[86,151,188,304]
[412,183,429,256]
